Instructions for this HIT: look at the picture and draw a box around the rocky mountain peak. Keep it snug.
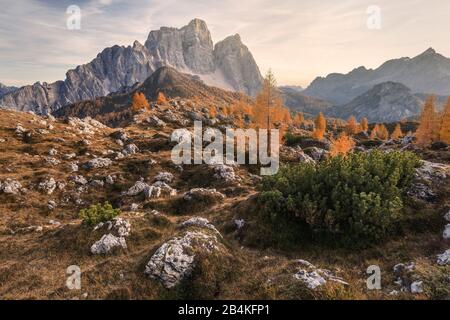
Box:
[1,19,262,114]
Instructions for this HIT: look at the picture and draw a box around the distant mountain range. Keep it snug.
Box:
[0,83,17,98]
[0,19,262,114]
[303,48,450,106]
[280,48,450,122]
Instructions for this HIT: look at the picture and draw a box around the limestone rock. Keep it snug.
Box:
[91,234,127,255]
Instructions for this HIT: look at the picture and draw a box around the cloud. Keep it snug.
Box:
[1,0,449,87]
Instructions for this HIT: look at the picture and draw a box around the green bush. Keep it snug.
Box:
[259,150,421,245]
[79,202,121,226]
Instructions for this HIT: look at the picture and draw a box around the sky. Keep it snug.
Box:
[1,0,450,88]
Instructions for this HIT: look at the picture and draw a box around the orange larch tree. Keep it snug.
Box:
[360,117,369,132]
[415,96,439,146]
[156,92,168,104]
[293,112,304,126]
[312,112,326,140]
[377,124,389,140]
[131,92,150,112]
[438,97,450,143]
[390,124,404,140]
[346,116,360,135]
[330,133,355,157]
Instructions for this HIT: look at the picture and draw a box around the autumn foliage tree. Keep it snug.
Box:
[360,117,369,132]
[330,133,355,157]
[415,96,439,146]
[293,112,304,126]
[391,124,404,140]
[438,97,450,144]
[370,124,389,140]
[346,116,360,135]
[253,70,291,143]
[131,92,150,112]
[312,112,326,140]
[156,92,168,104]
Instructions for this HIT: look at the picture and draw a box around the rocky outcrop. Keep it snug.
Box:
[0,19,262,114]
[144,218,226,289]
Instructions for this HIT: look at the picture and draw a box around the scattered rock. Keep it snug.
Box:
[72,175,88,185]
[293,259,348,290]
[105,175,115,185]
[90,180,104,188]
[144,231,223,289]
[181,217,221,236]
[63,153,77,160]
[146,115,166,127]
[68,163,79,172]
[445,209,450,222]
[410,281,423,294]
[38,178,57,195]
[183,188,225,203]
[124,180,150,196]
[234,219,245,230]
[443,224,450,240]
[91,234,127,255]
[94,218,131,237]
[0,179,22,195]
[44,157,61,166]
[110,130,128,141]
[213,164,236,182]
[154,172,174,183]
[48,200,57,210]
[304,147,328,161]
[151,181,177,196]
[437,250,450,266]
[123,144,139,156]
[83,158,113,170]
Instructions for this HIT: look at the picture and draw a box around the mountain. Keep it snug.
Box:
[0,19,262,115]
[329,82,422,122]
[329,81,447,123]
[53,66,247,126]
[0,83,18,98]
[279,86,332,117]
[304,48,450,105]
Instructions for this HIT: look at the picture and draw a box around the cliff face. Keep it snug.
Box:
[1,19,262,114]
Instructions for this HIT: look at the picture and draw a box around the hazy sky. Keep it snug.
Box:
[1,0,450,88]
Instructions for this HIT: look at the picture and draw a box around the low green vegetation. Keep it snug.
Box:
[79,202,121,226]
[259,150,421,246]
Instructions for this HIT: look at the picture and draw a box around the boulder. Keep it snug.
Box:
[91,234,127,255]
[213,164,236,182]
[144,230,223,289]
[124,180,150,196]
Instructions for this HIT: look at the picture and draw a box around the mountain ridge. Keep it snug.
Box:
[303,48,450,105]
[0,19,262,115]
